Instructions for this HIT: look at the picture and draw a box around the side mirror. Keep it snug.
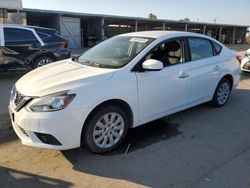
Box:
[142,59,163,71]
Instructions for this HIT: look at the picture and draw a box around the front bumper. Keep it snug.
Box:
[8,104,87,150]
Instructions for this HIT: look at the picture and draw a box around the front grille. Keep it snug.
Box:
[14,90,25,107]
[12,89,32,112]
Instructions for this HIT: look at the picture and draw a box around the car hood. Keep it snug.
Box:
[15,59,116,96]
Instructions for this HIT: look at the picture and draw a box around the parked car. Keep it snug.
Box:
[9,31,240,153]
[0,24,71,71]
[240,48,250,72]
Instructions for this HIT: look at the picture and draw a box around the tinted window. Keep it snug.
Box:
[4,28,38,42]
[188,38,214,61]
[212,41,222,55]
[147,40,184,66]
[37,32,51,40]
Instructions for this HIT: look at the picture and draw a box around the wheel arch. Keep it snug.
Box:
[80,99,134,144]
[222,74,234,90]
[33,52,56,63]
[27,51,56,68]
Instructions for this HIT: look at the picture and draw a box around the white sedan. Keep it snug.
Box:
[9,31,240,153]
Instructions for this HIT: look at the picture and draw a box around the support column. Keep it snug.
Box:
[219,26,222,42]
[203,25,206,35]
[101,17,105,41]
[232,27,236,44]
[163,23,166,30]
[185,23,188,31]
[135,20,138,32]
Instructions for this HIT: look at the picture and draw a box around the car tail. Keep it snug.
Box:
[35,27,69,48]
[236,55,242,64]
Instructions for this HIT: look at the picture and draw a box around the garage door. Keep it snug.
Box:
[60,17,81,48]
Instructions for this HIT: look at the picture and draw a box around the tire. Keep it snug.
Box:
[210,78,231,107]
[83,105,129,153]
[33,56,53,69]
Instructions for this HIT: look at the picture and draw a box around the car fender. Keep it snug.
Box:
[69,71,138,128]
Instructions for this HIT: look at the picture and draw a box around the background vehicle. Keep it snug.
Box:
[241,48,250,72]
[9,31,240,153]
[0,24,71,71]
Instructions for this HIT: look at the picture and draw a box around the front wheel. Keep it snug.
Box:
[33,56,53,69]
[83,106,129,153]
[210,78,231,107]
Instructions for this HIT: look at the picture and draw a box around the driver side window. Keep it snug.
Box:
[146,40,184,66]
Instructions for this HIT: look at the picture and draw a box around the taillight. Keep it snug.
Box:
[236,55,242,64]
[56,40,69,48]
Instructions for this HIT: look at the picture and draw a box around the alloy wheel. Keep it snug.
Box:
[217,82,230,105]
[93,112,125,149]
[37,58,52,67]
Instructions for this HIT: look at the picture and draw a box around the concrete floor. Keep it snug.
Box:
[0,45,250,188]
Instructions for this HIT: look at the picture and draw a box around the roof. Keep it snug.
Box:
[26,25,56,31]
[23,8,249,28]
[121,30,208,39]
[0,24,56,31]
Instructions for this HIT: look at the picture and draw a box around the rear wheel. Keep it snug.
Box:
[210,78,231,107]
[33,56,53,69]
[83,106,129,153]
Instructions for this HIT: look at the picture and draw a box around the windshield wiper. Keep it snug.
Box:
[77,60,100,68]
[72,56,79,62]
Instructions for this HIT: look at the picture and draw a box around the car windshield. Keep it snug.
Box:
[77,36,154,68]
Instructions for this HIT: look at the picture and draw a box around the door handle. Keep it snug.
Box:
[179,72,190,79]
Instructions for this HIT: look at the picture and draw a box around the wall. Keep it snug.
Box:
[0,8,26,24]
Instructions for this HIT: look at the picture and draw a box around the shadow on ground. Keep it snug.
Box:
[64,118,181,156]
[0,166,73,188]
[62,118,182,186]
[240,71,250,80]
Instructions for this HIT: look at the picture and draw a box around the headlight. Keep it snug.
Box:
[27,92,76,112]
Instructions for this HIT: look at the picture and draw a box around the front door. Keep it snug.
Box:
[136,39,191,122]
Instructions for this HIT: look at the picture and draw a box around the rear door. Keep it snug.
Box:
[187,37,223,104]
[2,27,43,68]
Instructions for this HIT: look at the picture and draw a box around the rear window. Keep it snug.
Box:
[4,28,37,42]
[37,32,51,40]
[37,32,65,43]
[212,41,222,55]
